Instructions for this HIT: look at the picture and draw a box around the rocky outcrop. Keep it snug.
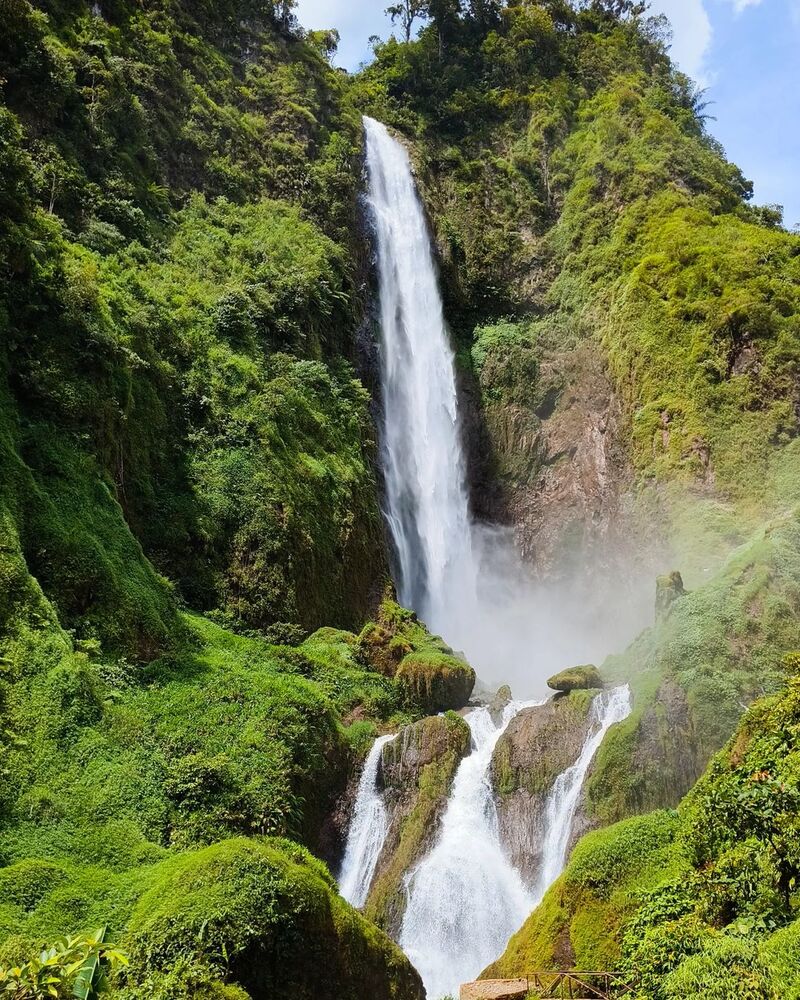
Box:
[655,570,687,621]
[490,693,596,882]
[547,665,603,692]
[475,342,647,581]
[364,712,471,935]
[358,599,476,711]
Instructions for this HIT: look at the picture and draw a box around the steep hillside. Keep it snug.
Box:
[1,0,383,647]
[0,1,471,996]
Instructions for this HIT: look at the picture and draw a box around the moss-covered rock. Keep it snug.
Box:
[487,650,800,996]
[395,651,475,713]
[122,839,423,1000]
[547,665,604,692]
[490,692,596,880]
[124,837,424,1000]
[358,599,476,712]
[364,713,471,934]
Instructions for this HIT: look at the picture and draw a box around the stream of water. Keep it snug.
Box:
[399,702,536,1000]
[339,733,397,908]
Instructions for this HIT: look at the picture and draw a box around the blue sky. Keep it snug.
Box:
[295,0,800,229]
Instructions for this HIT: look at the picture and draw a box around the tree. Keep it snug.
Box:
[385,0,429,43]
[465,0,502,33]
[428,0,462,57]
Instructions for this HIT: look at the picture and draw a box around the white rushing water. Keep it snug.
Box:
[399,702,537,1000]
[364,116,480,645]
[533,685,633,902]
[339,733,396,908]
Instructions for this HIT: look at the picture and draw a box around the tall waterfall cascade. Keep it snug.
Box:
[339,733,396,908]
[364,116,478,639]
[362,116,634,998]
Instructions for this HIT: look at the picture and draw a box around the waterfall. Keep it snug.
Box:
[363,115,634,997]
[533,685,632,902]
[399,703,537,1000]
[364,116,479,643]
[339,733,396,908]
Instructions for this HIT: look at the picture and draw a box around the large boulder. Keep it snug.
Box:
[547,665,603,692]
[395,651,475,713]
[490,693,596,881]
[364,713,471,934]
[124,837,424,1000]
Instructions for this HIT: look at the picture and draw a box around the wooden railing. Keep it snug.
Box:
[523,971,635,998]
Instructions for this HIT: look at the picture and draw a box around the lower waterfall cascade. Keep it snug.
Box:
[398,701,537,1000]
[339,689,633,998]
[339,733,397,908]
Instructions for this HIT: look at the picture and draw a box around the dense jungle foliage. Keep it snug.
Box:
[1,0,799,997]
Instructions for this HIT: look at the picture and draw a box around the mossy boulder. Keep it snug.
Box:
[125,837,424,1000]
[364,713,471,934]
[358,599,476,712]
[547,665,604,692]
[395,651,475,713]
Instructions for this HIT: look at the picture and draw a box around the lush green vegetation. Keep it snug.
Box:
[2,0,799,997]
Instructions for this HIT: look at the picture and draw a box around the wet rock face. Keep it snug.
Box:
[490,693,595,883]
[473,342,644,582]
[363,713,471,935]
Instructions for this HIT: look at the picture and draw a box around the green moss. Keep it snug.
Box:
[395,651,475,713]
[547,665,603,692]
[485,811,684,979]
[123,837,422,1000]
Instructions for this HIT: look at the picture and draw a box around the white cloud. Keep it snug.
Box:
[729,0,764,10]
[649,0,714,84]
